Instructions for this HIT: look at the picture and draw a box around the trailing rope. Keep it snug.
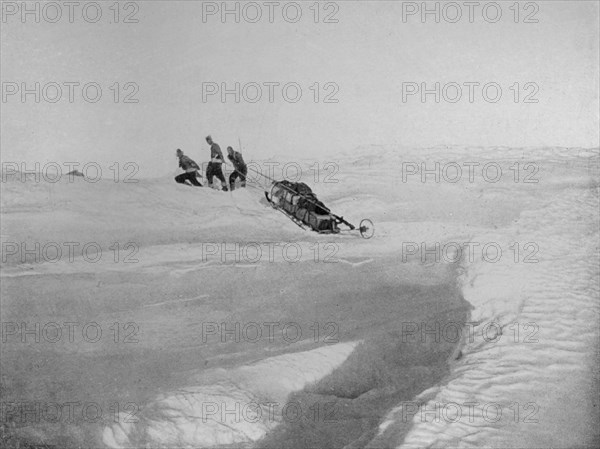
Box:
[225,142,372,237]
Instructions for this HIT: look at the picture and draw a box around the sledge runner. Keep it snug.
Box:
[205,135,229,191]
[174,149,202,187]
[227,146,247,191]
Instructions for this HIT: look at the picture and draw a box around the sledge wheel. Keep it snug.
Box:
[359,219,375,239]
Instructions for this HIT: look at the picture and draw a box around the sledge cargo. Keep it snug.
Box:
[269,180,340,233]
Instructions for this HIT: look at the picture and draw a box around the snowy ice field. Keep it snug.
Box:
[1,145,598,448]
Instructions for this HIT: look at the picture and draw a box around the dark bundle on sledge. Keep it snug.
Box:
[267,180,340,233]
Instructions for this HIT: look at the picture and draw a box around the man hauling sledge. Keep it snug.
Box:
[227,146,247,191]
[174,149,202,187]
[205,135,229,191]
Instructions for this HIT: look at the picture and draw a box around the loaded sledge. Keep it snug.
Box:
[264,180,374,239]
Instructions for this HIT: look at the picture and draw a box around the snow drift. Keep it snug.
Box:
[1,146,598,448]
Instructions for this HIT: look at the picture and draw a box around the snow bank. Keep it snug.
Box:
[103,342,358,448]
[369,149,599,448]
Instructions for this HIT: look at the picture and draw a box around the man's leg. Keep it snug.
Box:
[229,172,238,191]
[175,173,189,185]
[206,163,214,188]
[240,167,247,188]
[216,166,228,191]
[188,172,203,187]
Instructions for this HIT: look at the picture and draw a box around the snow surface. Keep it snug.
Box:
[1,146,598,448]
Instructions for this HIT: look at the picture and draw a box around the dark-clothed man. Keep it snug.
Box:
[227,146,247,191]
[175,149,202,187]
[205,135,228,191]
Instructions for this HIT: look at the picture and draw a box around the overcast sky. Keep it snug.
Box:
[1,0,598,176]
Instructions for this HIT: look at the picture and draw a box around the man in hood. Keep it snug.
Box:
[227,146,247,191]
